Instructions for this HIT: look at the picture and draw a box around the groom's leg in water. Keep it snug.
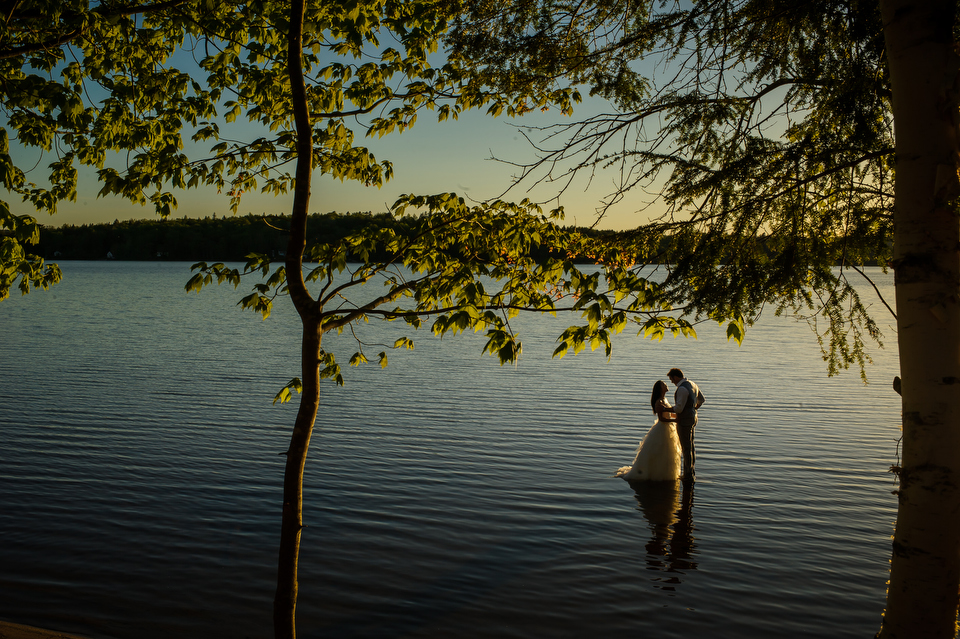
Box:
[678,418,696,481]
[688,419,696,480]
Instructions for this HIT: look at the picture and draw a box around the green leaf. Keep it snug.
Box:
[349,351,369,366]
[393,337,414,350]
[642,318,666,341]
[726,319,744,344]
[552,342,569,359]
[272,378,302,405]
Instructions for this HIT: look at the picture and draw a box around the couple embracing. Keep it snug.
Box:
[616,368,704,484]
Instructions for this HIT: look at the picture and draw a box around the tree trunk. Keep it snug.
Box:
[273,322,321,639]
[273,0,316,636]
[880,0,960,636]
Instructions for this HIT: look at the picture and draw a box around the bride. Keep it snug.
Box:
[616,380,683,482]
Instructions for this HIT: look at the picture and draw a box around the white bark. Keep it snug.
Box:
[880,0,960,636]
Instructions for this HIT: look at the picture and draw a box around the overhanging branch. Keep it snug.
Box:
[0,0,193,60]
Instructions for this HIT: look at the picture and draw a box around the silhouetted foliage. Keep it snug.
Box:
[38,211,888,266]
[38,212,408,261]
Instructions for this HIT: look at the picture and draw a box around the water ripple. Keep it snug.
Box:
[1,262,900,638]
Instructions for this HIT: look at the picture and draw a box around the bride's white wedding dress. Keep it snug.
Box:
[616,414,683,482]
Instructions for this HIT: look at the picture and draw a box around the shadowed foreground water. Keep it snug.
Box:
[1,262,901,638]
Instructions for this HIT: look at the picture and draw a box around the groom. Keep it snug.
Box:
[668,368,704,483]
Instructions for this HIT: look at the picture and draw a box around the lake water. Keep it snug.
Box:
[0,261,903,638]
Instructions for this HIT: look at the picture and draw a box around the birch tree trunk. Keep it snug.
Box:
[880,0,960,636]
[273,0,318,636]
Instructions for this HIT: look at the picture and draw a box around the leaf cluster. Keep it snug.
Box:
[186,194,744,390]
[446,0,897,375]
[0,0,582,300]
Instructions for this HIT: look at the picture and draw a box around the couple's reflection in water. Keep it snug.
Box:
[626,479,697,591]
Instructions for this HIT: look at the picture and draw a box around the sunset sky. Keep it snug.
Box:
[23,95,658,232]
[5,17,681,234]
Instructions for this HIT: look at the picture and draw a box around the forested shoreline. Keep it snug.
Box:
[34,211,885,266]
[37,212,379,261]
[34,211,624,263]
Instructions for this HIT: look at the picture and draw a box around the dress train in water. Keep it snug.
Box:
[615,418,682,482]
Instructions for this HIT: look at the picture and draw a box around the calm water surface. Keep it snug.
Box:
[1,262,902,638]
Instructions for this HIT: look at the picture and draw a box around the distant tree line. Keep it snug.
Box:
[37,212,409,261]
[35,211,886,266]
[36,211,625,263]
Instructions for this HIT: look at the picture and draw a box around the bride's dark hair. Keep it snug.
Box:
[651,380,668,413]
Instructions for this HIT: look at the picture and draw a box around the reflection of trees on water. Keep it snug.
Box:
[628,480,698,591]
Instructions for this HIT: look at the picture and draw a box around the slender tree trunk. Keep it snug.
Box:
[273,322,321,639]
[273,0,317,636]
[880,0,960,636]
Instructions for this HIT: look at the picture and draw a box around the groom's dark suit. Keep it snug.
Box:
[674,378,704,482]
